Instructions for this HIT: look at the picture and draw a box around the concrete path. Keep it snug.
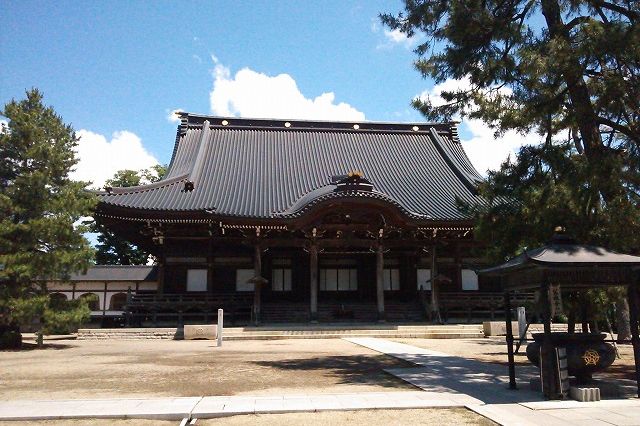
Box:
[345,337,640,425]
[0,391,465,421]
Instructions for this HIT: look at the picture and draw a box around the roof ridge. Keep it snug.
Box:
[99,173,189,195]
[428,127,480,195]
[185,119,212,191]
[176,111,457,134]
[274,188,429,220]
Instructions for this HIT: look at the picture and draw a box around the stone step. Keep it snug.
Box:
[221,332,483,341]
[77,324,483,340]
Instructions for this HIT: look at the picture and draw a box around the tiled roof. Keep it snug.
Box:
[67,265,158,281]
[96,114,483,221]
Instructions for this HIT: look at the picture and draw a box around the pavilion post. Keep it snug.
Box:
[309,244,318,322]
[540,280,559,399]
[253,243,262,325]
[504,288,517,389]
[627,276,640,398]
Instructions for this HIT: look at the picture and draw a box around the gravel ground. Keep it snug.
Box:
[0,408,495,426]
[0,338,415,400]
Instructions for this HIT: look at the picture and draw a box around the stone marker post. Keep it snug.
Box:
[217,308,223,347]
[517,307,526,340]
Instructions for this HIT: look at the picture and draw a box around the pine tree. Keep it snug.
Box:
[0,89,96,348]
[93,165,166,265]
[383,1,639,338]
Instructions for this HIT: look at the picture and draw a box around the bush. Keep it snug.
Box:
[0,323,22,349]
[42,296,92,335]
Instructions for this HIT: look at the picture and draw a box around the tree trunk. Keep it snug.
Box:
[616,296,632,343]
[540,0,603,158]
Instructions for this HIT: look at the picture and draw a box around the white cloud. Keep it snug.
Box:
[373,20,418,50]
[418,78,538,174]
[460,119,539,175]
[209,59,365,121]
[384,28,411,45]
[167,109,183,124]
[72,130,158,189]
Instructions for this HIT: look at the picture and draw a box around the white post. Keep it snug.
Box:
[517,306,526,340]
[217,308,223,347]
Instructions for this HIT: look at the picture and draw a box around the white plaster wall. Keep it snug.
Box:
[45,281,158,315]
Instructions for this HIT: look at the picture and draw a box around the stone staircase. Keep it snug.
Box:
[77,328,182,340]
[78,324,484,340]
[261,301,425,323]
[261,302,310,323]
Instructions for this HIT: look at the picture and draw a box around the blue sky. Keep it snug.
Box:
[1,1,534,185]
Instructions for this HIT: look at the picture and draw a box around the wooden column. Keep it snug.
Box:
[157,252,165,295]
[455,243,462,291]
[309,244,318,322]
[627,276,640,398]
[103,282,108,317]
[253,243,262,325]
[376,244,385,322]
[431,246,441,323]
[540,280,559,399]
[207,234,214,294]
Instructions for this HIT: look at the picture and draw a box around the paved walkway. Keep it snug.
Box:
[345,337,640,425]
[0,391,464,421]
[2,337,640,425]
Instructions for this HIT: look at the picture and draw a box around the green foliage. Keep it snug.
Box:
[5,294,92,335]
[383,1,639,335]
[383,0,640,254]
[93,165,167,265]
[43,296,92,335]
[0,89,95,343]
[382,1,639,211]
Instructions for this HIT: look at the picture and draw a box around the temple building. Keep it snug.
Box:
[90,113,505,325]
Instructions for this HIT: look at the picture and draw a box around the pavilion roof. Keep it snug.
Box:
[479,234,640,289]
[96,113,484,222]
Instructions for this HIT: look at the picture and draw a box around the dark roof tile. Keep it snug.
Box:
[97,115,483,221]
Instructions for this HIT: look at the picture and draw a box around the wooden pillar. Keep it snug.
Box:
[207,234,214,294]
[627,276,640,398]
[455,243,462,291]
[540,280,559,399]
[309,244,318,322]
[125,287,132,327]
[376,244,385,322]
[431,246,441,323]
[157,259,165,295]
[504,286,517,389]
[103,282,108,317]
[253,243,262,325]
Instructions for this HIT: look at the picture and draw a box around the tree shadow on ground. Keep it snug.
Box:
[2,342,73,351]
[253,354,417,389]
